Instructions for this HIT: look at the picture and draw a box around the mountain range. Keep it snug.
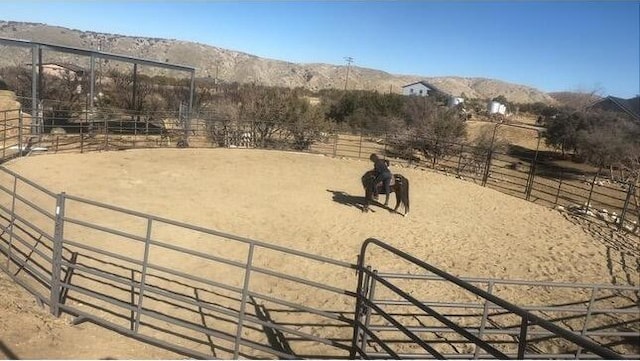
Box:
[1,20,561,104]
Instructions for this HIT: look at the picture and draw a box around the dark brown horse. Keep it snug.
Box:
[361,170,410,216]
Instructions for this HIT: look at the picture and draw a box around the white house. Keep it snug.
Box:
[401,81,442,97]
[448,96,465,107]
[488,101,507,115]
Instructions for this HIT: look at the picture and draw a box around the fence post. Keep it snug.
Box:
[81,108,86,153]
[457,143,464,176]
[2,110,6,160]
[360,269,377,356]
[234,242,255,359]
[51,192,66,317]
[473,281,494,359]
[618,183,635,231]
[517,315,529,359]
[133,217,153,333]
[525,136,541,201]
[585,167,602,211]
[357,130,363,159]
[525,163,535,200]
[482,150,492,187]
[554,170,564,206]
[333,134,338,157]
[18,109,23,156]
[356,265,371,354]
[351,254,366,358]
[6,176,18,270]
[102,118,107,150]
[575,287,598,359]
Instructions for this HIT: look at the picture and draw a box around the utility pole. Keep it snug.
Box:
[344,56,353,91]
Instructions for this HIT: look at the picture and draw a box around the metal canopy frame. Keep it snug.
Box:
[0,36,196,131]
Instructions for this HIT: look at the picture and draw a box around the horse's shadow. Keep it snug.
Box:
[327,189,392,213]
[327,189,369,212]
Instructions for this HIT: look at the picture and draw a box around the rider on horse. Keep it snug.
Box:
[370,153,392,206]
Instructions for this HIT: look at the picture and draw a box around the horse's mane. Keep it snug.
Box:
[361,170,376,186]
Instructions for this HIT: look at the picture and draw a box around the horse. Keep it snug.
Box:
[361,170,410,216]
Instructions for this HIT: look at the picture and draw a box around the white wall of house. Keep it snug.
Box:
[402,83,432,97]
[448,96,465,107]
[488,101,507,115]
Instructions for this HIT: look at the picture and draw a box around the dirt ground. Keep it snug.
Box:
[1,148,638,359]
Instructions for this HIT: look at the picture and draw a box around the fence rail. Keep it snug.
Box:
[353,238,638,359]
[2,107,636,238]
[1,107,639,359]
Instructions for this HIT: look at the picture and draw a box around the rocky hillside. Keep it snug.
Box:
[548,92,602,110]
[0,20,556,104]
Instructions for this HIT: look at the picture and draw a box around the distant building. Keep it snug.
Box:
[488,101,507,115]
[401,81,446,97]
[448,96,465,108]
[586,96,640,121]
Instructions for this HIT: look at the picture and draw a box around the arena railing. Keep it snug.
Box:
[0,108,27,161]
[352,238,637,359]
[0,166,58,278]
[0,164,358,358]
[1,112,639,359]
[1,164,638,359]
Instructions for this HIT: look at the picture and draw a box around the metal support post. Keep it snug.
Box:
[134,217,153,333]
[457,143,464,176]
[360,269,377,355]
[517,315,529,359]
[6,177,18,270]
[31,45,38,130]
[585,167,602,212]
[575,287,598,359]
[51,192,66,317]
[234,243,255,359]
[2,111,6,159]
[474,281,494,359]
[618,183,635,231]
[554,171,564,206]
[357,130,363,159]
[90,54,96,109]
[350,254,366,358]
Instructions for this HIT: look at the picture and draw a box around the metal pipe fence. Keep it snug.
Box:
[0,165,638,359]
[0,165,358,358]
[7,106,634,237]
[353,238,638,359]
[1,106,639,358]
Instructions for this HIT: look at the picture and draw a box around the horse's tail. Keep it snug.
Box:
[402,175,410,214]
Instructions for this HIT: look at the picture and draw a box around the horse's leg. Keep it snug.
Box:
[362,186,370,212]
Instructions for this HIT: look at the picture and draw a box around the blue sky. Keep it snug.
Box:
[1,1,639,97]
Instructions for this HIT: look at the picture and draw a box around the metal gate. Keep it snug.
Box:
[352,238,637,359]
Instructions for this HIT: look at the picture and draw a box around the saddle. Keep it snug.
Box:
[374,174,396,193]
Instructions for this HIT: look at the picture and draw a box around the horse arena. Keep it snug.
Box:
[1,148,639,359]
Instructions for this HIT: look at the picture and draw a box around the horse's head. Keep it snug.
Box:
[361,170,376,188]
